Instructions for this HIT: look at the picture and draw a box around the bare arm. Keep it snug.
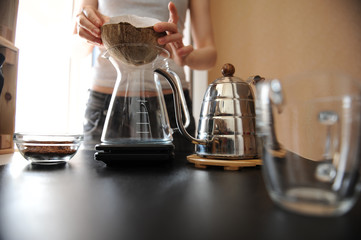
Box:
[154,0,217,70]
[187,0,217,69]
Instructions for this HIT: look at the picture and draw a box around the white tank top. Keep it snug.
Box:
[92,0,189,90]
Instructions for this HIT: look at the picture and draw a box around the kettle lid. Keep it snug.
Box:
[213,63,244,84]
[205,63,256,100]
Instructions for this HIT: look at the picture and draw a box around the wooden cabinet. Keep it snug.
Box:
[0,0,19,154]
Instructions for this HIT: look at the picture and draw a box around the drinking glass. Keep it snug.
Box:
[256,72,361,216]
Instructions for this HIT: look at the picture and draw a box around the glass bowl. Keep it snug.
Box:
[13,133,83,165]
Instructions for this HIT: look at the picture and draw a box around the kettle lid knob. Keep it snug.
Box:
[221,63,235,77]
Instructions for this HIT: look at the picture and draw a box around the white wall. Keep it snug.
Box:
[192,70,208,129]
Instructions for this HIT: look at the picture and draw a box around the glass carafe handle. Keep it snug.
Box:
[167,69,190,130]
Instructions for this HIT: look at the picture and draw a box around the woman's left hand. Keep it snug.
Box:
[154,2,193,67]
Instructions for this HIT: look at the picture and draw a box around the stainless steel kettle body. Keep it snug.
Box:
[156,63,261,159]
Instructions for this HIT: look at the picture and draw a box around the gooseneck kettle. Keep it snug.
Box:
[156,63,262,159]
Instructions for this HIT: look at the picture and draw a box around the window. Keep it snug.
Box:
[15,0,88,134]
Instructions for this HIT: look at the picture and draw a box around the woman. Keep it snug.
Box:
[74,0,217,153]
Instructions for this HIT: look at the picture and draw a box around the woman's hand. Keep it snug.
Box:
[154,2,193,67]
[74,5,109,46]
[154,0,216,70]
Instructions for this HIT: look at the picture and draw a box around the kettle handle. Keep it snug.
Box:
[155,68,208,145]
[246,75,265,85]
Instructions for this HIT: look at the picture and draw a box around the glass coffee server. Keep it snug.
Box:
[95,43,190,163]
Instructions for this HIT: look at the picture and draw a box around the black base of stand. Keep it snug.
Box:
[94,143,175,165]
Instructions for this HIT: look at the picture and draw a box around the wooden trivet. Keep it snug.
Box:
[187,154,262,171]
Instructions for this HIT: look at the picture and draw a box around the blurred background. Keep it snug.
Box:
[209,0,361,82]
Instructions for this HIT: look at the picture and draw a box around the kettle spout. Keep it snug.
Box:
[155,68,209,145]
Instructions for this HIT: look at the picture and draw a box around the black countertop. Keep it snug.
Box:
[0,150,360,240]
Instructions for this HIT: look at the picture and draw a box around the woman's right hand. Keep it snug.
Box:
[74,5,109,46]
